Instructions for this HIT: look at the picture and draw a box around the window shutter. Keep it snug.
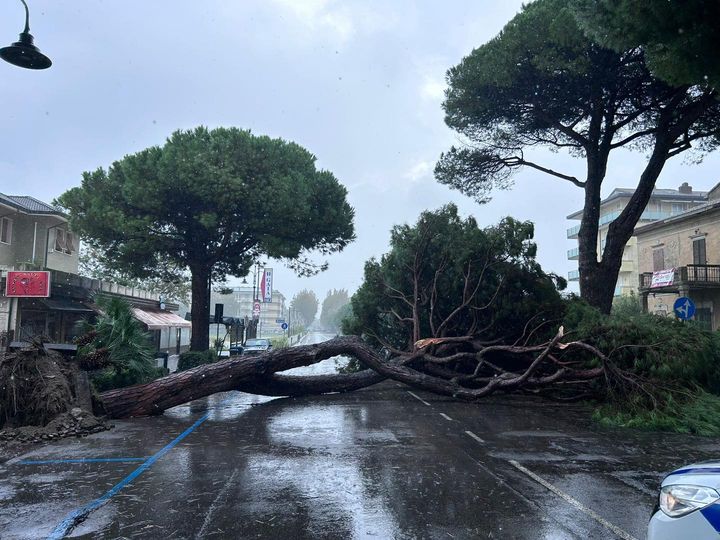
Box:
[653,248,664,271]
[693,238,707,265]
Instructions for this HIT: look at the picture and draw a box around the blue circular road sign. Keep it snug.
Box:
[673,297,696,320]
[281,322,288,330]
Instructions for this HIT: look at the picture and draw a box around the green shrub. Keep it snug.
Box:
[177,350,218,371]
[269,336,289,349]
[594,389,720,437]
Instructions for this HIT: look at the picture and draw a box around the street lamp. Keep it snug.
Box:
[1,0,52,69]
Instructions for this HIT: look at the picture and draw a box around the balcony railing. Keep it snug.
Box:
[566,224,580,238]
[567,247,579,260]
[568,269,579,281]
[639,265,720,290]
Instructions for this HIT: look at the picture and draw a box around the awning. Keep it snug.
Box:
[132,307,192,330]
[41,298,95,312]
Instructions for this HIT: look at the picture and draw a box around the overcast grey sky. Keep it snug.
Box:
[2,1,719,306]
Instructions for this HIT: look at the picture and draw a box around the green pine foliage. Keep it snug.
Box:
[343,204,566,350]
[56,126,355,350]
[566,300,720,435]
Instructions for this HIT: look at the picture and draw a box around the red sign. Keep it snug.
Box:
[252,300,261,318]
[5,271,51,297]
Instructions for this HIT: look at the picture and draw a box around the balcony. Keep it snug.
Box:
[639,265,720,292]
[566,224,581,239]
[568,210,671,239]
[567,247,579,260]
[568,269,579,281]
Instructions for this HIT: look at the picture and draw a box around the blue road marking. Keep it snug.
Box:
[47,412,211,540]
[19,458,147,465]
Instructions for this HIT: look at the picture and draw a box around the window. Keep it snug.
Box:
[53,229,75,255]
[693,237,707,265]
[54,228,66,252]
[65,232,75,254]
[0,217,12,244]
[653,247,665,271]
[671,203,686,215]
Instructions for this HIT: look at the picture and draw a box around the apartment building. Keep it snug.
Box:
[636,182,720,330]
[0,193,190,352]
[210,285,287,337]
[566,183,707,296]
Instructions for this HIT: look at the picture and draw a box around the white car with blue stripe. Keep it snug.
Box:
[649,462,720,539]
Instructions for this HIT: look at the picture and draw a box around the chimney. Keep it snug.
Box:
[679,182,692,194]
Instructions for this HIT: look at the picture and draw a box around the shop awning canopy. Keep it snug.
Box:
[131,308,192,330]
[41,298,95,312]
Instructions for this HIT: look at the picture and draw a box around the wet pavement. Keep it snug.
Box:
[2,333,720,539]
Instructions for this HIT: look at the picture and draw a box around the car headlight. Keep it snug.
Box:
[660,485,720,517]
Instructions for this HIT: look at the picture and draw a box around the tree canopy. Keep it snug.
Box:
[79,245,191,304]
[57,127,355,349]
[571,0,720,90]
[291,289,319,326]
[320,289,350,331]
[436,0,720,313]
[343,204,566,351]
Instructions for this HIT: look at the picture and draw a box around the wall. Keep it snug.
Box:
[636,208,720,271]
[0,212,78,273]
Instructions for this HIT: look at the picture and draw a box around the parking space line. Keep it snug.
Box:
[439,413,453,421]
[407,391,431,406]
[464,430,485,444]
[508,460,638,540]
[47,412,212,540]
[19,458,147,465]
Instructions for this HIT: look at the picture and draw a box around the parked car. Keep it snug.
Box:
[228,342,244,356]
[240,338,272,356]
[648,461,720,540]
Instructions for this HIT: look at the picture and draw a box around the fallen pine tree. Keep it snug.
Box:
[95,327,647,419]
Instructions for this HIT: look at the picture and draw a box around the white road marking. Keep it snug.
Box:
[464,430,485,444]
[407,391,431,406]
[508,460,638,540]
[196,467,240,538]
[439,413,453,421]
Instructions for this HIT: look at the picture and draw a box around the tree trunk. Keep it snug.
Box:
[98,337,384,418]
[190,264,211,351]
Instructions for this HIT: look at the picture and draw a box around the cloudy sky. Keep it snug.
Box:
[2,1,719,307]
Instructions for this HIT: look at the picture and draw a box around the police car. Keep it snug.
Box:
[648,462,720,539]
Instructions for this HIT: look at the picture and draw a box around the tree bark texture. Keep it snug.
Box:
[189,265,211,351]
[98,337,384,418]
[98,334,625,419]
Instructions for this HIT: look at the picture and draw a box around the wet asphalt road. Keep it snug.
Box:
[2,332,720,539]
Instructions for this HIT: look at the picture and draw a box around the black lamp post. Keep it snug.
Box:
[0,0,51,69]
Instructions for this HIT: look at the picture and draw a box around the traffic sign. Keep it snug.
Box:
[275,318,285,324]
[674,297,696,320]
[252,301,261,318]
[281,322,288,330]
